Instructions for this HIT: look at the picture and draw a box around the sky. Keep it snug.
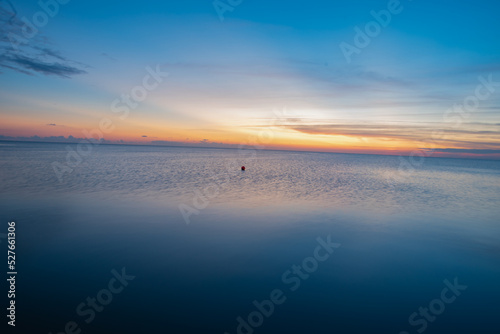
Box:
[1,0,500,158]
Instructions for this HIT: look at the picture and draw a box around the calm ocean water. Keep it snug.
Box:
[0,141,499,333]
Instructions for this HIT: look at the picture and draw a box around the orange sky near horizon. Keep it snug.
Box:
[3,109,500,160]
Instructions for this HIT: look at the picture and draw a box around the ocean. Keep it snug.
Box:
[0,141,499,333]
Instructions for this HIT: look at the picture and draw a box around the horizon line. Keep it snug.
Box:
[2,139,500,162]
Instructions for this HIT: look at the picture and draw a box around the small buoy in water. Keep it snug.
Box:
[241,166,246,171]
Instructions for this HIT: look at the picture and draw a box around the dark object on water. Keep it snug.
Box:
[241,166,246,171]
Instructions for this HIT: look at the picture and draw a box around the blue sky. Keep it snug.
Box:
[1,0,500,157]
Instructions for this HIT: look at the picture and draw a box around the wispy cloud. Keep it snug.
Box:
[3,54,87,77]
[433,148,500,155]
[100,52,117,62]
[0,2,87,78]
[268,119,500,148]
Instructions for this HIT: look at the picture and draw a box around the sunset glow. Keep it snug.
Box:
[1,0,499,159]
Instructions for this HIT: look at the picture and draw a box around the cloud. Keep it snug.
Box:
[1,0,16,25]
[263,119,500,149]
[284,121,498,138]
[100,52,117,62]
[1,52,87,78]
[432,148,500,155]
[47,123,57,126]
[33,46,67,61]
[142,135,148,137]
[0,2,87,78]
[0,135,76,143]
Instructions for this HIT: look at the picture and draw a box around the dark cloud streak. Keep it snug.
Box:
[0,2,87,78]
[6,54,87,77]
